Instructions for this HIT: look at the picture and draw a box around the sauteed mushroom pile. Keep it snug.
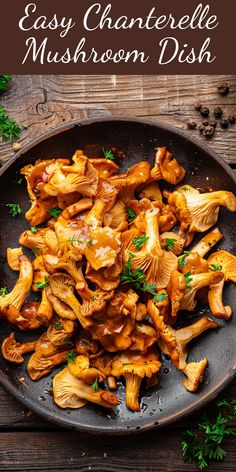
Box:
[1,148,236,412]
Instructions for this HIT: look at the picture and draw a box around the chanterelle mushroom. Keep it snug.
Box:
[111,349,161,411]
[53,367,118,409]
[110,161,150,204]
[180,271,224,312]
[67,355,106,384]
[0,255,33,317]
[1,333,36,364]
[147,300,218,370]
[124,208,177,288]
[182,359,208,392]
[208,250,236,319]
[151,147,186,184]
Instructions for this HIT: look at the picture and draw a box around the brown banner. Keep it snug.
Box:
[1,0,235,74]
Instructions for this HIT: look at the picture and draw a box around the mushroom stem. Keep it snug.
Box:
[191,228,222,257]
[208,277,232,320]
[107,375,117,390]
[125,373,142,412]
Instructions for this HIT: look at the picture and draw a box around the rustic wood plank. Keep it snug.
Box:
[0,380,236,430]
[0,75,235,165]
[0,430,236,472]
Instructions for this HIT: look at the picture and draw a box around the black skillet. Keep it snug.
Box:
[0,116,236,434]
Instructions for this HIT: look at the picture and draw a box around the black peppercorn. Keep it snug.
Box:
[217,83,230,96]
[202,120,209,126]
[214,107,223,119]
[209,120,217,129]
[200,107,210,117]
[194,103,202,111]
[220,118,229,129]
[228,115,236,124]
[187,120,197,130]
[199,124,205,134]
[203,125,215,138]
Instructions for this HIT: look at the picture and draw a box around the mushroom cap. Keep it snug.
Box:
[208,250,236,282]
[7,247,23,271]
[182,358,208,392]
[88,158,119,178]
[85,227,121,271]
[1,333,25,363]
[153,147,186,184]
[111,349,161,379]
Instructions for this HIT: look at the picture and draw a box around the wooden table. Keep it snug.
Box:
[0,75,236,471]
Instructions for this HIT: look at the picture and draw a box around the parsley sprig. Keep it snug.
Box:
[127,208,136,223]
[33,277,49,290]
[0,107,24,143]
[47,207,61,218]
[54,321,62,330]
[91,377,99,392]
[184,271,193,290]
[30,226,38,234]
[178,250,191,268]
[132,236,149,250]
[66,350,76,363]
[0,287,8,297]
[210,263,223,272]
[121,255,167,302]
[0,75,12,93]
[102,148,115,160]
[164,238,177,251]
[182,399,236,469]
[6,203,22,217]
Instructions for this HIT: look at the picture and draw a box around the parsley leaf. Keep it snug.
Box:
[0,75,12,93]
[54,321,62,330]
[121,256,163,300]
[30,226,38,233]
[0,106,23,143]
[0,287,8,297]
[178,250,191,268]
[184,271,193,290]
[132,236,149,250]
[182,186,189,191]
[66,350,76,363]
[154,293,168,303]
[91,377,99,392]
[102,148,115,160]
[47,207,61,218]
[182,399,236,469]
[6,203,22,217]
[127,208,136,223]
[210,263,223,272]
[32,247,40,254]
[33,277,49,290]
[164,238,177,251]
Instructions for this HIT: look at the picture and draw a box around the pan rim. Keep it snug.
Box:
[0,114,236,435]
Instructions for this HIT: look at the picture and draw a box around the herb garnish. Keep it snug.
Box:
[182,186,189,191]
[132,236,149,250]
[54,322,62,330]
[210,263,223,272]
[0,75,12,93]
[47,207,61,218]
[182,399,236,469]
[178,251,191,268]
[32,247,40,254]
[0,287,8,297]
[121,255,167,301]
[30,226,38,234]
[102,148,115,160]
[164,238,177,251]
[127,208,136,223]
[66,350,76,363]
[6,203,22,217]
[184,271,193,290]
[0,107,23,143]
[91,377,99,392]
[33,277,49,290]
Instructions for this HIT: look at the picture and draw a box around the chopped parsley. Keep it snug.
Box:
[0,75,12,93]
[182,186,189,191]
[81,340,88,347]
[54,322,62,330]
[47,207,61,218]
[66,350,76,363]
[30,226,38,233]
[154,293,168,303]
[184,271,193,290]
[127,208,136,223]
[6,203,22,217]
[33,277,49,290]
[121,255,164,301]
[178,251,191,268]
[91,377,99,392]
[32,247,40,254]
[132,236,149,250]
[102,148,115,160]
[164,238,177,251]
[209,263,223,272]
[0,287,8,297]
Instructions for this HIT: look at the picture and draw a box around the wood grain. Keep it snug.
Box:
[0,75,236,165]
[0,74,236,471]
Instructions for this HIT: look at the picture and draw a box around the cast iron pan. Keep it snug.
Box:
[0,116,236,434]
